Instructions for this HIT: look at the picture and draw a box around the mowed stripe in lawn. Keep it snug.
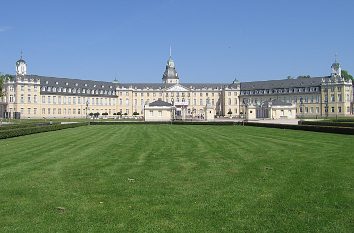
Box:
[0,125,353,233]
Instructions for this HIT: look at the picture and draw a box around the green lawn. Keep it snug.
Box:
[0,125,353,232]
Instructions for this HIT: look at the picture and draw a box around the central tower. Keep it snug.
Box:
[162,47,179,84]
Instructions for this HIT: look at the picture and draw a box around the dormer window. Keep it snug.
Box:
[65,82,68,86]
[68,88,72,93]
[55,82,58,85]
[48,87,52,92]
[63,88,67,92]
[42,87,46,91]
[75,83,78,86]
[53,87,56,92]
[94,84,96,87]
[101,85,104,88]
[85,84,88,87]
[46,81,49,84]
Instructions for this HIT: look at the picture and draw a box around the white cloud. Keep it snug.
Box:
[0,26,12,32]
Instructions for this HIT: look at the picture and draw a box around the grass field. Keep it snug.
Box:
[0,125,353,232]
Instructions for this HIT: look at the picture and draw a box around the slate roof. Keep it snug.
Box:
[24,75,118,97]
[149,100,173,107]
[265,99,293,106]
[117,83,226,90]
[240,76,330,90]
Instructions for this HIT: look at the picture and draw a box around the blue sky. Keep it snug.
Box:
[0,0,353,83]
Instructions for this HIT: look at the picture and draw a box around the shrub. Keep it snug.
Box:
[0,123,87,140]
[299,121,354,128]
[133,112,139,116]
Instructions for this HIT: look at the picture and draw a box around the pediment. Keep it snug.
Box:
[166,84,190,92]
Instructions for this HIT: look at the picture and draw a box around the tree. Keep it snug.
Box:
[133,111,139,116]
[341,70,354,82]
[0,73,12,97]
[227,110,232,116]
[94,112,100,118]
[297,75,311,79]
[89,112,94,117]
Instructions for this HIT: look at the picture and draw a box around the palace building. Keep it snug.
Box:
[0,54,353,119]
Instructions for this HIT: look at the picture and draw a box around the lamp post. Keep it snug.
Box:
[324,83,329,118]
[300,97,304,120]
[85,100,89,125]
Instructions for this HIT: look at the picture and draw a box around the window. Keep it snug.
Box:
[338,94,342,102]
[347,107,350,113]
[150,110,153,116]
[9,95,14,102]
[42,108,45,114]
[228,98,231,105]
[200,99,203,106]
[48,96,51,104]
[48,108,51,114]
[316,107,319,114]
[53,96,57,104]
[27,94,31,103]
[27,108,31,115]
[58,96,62,104]
[331,94,335,102]
[331,107,335,113]
[68,97,71,104]
[158,110,162,116]
[34,95,37,103]
[338,107,342,113]
[73,97,76,104]
[20,94,24,103]
[34,108,37,115]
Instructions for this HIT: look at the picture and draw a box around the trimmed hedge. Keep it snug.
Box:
[89,120,354,135]
[299,120,354,128]
[0,123,87,140]
[89,121,236,126]
[239,122,354,135]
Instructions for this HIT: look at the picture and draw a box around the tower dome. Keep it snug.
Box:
[331,55,341,77]
[162,47,179,84]
[16,52,27,76]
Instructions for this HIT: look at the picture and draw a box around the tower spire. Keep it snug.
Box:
[20,49,23,60]
[169,45,172,58]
